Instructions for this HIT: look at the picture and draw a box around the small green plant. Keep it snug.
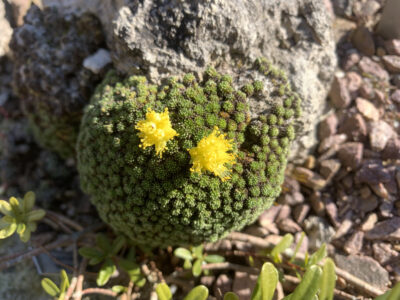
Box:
[78,234,126,286]
[41,269,70,300]
[156,283,209,300]
[174,244,225,276]
[0,191,45,242]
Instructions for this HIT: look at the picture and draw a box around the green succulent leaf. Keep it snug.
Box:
[119,259,145,284]
[112,285,127,294]
[136,277,147,288]
[96,258,116,286]
[260,262,279,300]
[16,223,26,235]
[27,209,46,222]
[289,265,322,300]
[224,292,240,300]
[183,285,209,300]
[204,254,225,263]
[0,200,12,215]
[183,259,192,269]
[79,247,104,260]
[19,228,31,243]
[96,234,112,253]
[174,247,193,261]
[156,283,172,300]
[60,269,70,293]
[192,258,203,277]
[319,258,336,300]
[270,233,293,263]
[192,244,204,259]
[0,221,17,239]
[111,235,126,255]
[375,282,400,300]
[22,191,35,213]
[307,243,327,267]
[41,278,60,297]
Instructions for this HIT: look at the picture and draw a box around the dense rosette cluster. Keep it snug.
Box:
[77,61,301,247]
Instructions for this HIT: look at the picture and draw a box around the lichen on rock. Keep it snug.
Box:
[77,60,301,248]
[10,5,105,158]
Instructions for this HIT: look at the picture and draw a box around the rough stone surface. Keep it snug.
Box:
[369,120,394,151]
[365,218,400,241]
[382,138,400,160]
[338,113,367,142]
[83,48,112,74]
[329,75,352,108]
[335,254,389,290]
[382,55,400,73]
[355,97,379,121]
[0,0,13,57]
[338,142,363,170]
[318,113,338,139]
[11,5,105,158]
[304,216,335,250]
[42,0,337,162]
[358,57,389,81]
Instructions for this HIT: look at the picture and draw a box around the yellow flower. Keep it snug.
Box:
[135,108,178,157]
[188,127,236,181]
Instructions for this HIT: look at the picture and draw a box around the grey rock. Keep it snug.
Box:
[373,242,399,265]
[331,0,354,18]
[343,231,364,255]
[382,55,400,73]
[335,254,389,290]
[0,0,13,57]
[365,217,400,241]
[358,57,389,81]
[304,216,335,251]
[42,0,337,162]
[258,205,281,228]
[11,5,105,158]
[83,48,112,74]
[369,120,395,151]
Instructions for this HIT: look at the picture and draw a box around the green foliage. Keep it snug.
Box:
[77,60,301,247]
[156,283,173,300]
[174,244,225,277]
[0,191,45,242]
[41,270,69,300]
[374,282,400,300]
[79,234,126,286]
[270,233,293,263]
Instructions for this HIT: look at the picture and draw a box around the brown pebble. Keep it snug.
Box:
[318,113,338,139]
[355,97,380,121]
[338,142,364,170]
[358,57,389,81]
[329,75,352,108]
[382,55,400,73]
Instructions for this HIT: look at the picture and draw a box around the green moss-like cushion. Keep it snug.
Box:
[77,61,300,248]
